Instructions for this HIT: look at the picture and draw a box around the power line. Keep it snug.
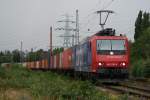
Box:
[79,0,105,23]
[80,14,97,29]
[79,0,115,36]
[101,0,114,10]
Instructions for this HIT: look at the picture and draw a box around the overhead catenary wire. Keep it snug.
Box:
[79,0,106,25]
[79,0,115,34]
[80,14,98,29]
[101,0,114,10]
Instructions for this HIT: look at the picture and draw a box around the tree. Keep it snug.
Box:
[138,27,150,59]
[142,12,149,30]
[134,11,150,41]
[134,10,143,41]
[132,27,150,59]
[0,51,4,64]
[52,48,64,55]
[5,50,12,62]
[12,49,21,62]
[36,49,44,60]
[25,49,46,61]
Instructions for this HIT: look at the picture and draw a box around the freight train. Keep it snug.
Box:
[24,28,129,80]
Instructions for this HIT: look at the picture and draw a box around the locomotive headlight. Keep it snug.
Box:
[122,62,126,66]
[120,62,126,66]
[98,62,102,66]
[110,51,114,55]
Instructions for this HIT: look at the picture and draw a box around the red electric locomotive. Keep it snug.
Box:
[75,28,129,79]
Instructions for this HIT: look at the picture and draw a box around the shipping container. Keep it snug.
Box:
[72,46,76,68]
[62,48,73,70]
[75,45,80,67]
[43,60,46,69]
[45,59,48,69]
[28,62,31,69]
[39,60,42,69]
[36,61,40,69]
[42,60,44,69]
[30,62,34,69]
[74,42,91,72]
[56,54,60,69]
[44,59,48,69]
[59,53,62,69]
[34,61,36,69]
[54,56,56,69]
[26,62,30,69]
[50,56,54,69]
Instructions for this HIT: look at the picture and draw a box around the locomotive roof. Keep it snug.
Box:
[90,35,128,40]
[70,28,128,47]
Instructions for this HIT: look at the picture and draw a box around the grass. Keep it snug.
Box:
[0,64,128,100]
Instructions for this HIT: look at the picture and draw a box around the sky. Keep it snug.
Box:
[0,0,150,51]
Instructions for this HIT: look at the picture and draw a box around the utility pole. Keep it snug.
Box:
[20,41,23,63]
[72,34,75,46]
[97,10,114,29]
[75,9,80,45]
[50,26,52,68]
[55,14,76,48]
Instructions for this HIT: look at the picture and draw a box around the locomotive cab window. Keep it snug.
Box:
[97,40,126,55]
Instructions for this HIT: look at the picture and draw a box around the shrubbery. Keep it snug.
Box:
[131,60,144,77]
[0,64,112,100]
[143,59,150,78]
[131,59,150,78]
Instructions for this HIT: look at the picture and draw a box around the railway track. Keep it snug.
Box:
[120,83,150,94]
[97,83,150,99]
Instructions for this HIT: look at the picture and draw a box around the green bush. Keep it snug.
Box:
[0,66,7,79]
[131,60,145,77]
[143,59,150,78]
[131,59,150,78]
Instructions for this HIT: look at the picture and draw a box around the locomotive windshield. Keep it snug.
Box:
[97,40,126,55]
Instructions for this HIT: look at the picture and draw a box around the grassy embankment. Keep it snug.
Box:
[0,64,129,100]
